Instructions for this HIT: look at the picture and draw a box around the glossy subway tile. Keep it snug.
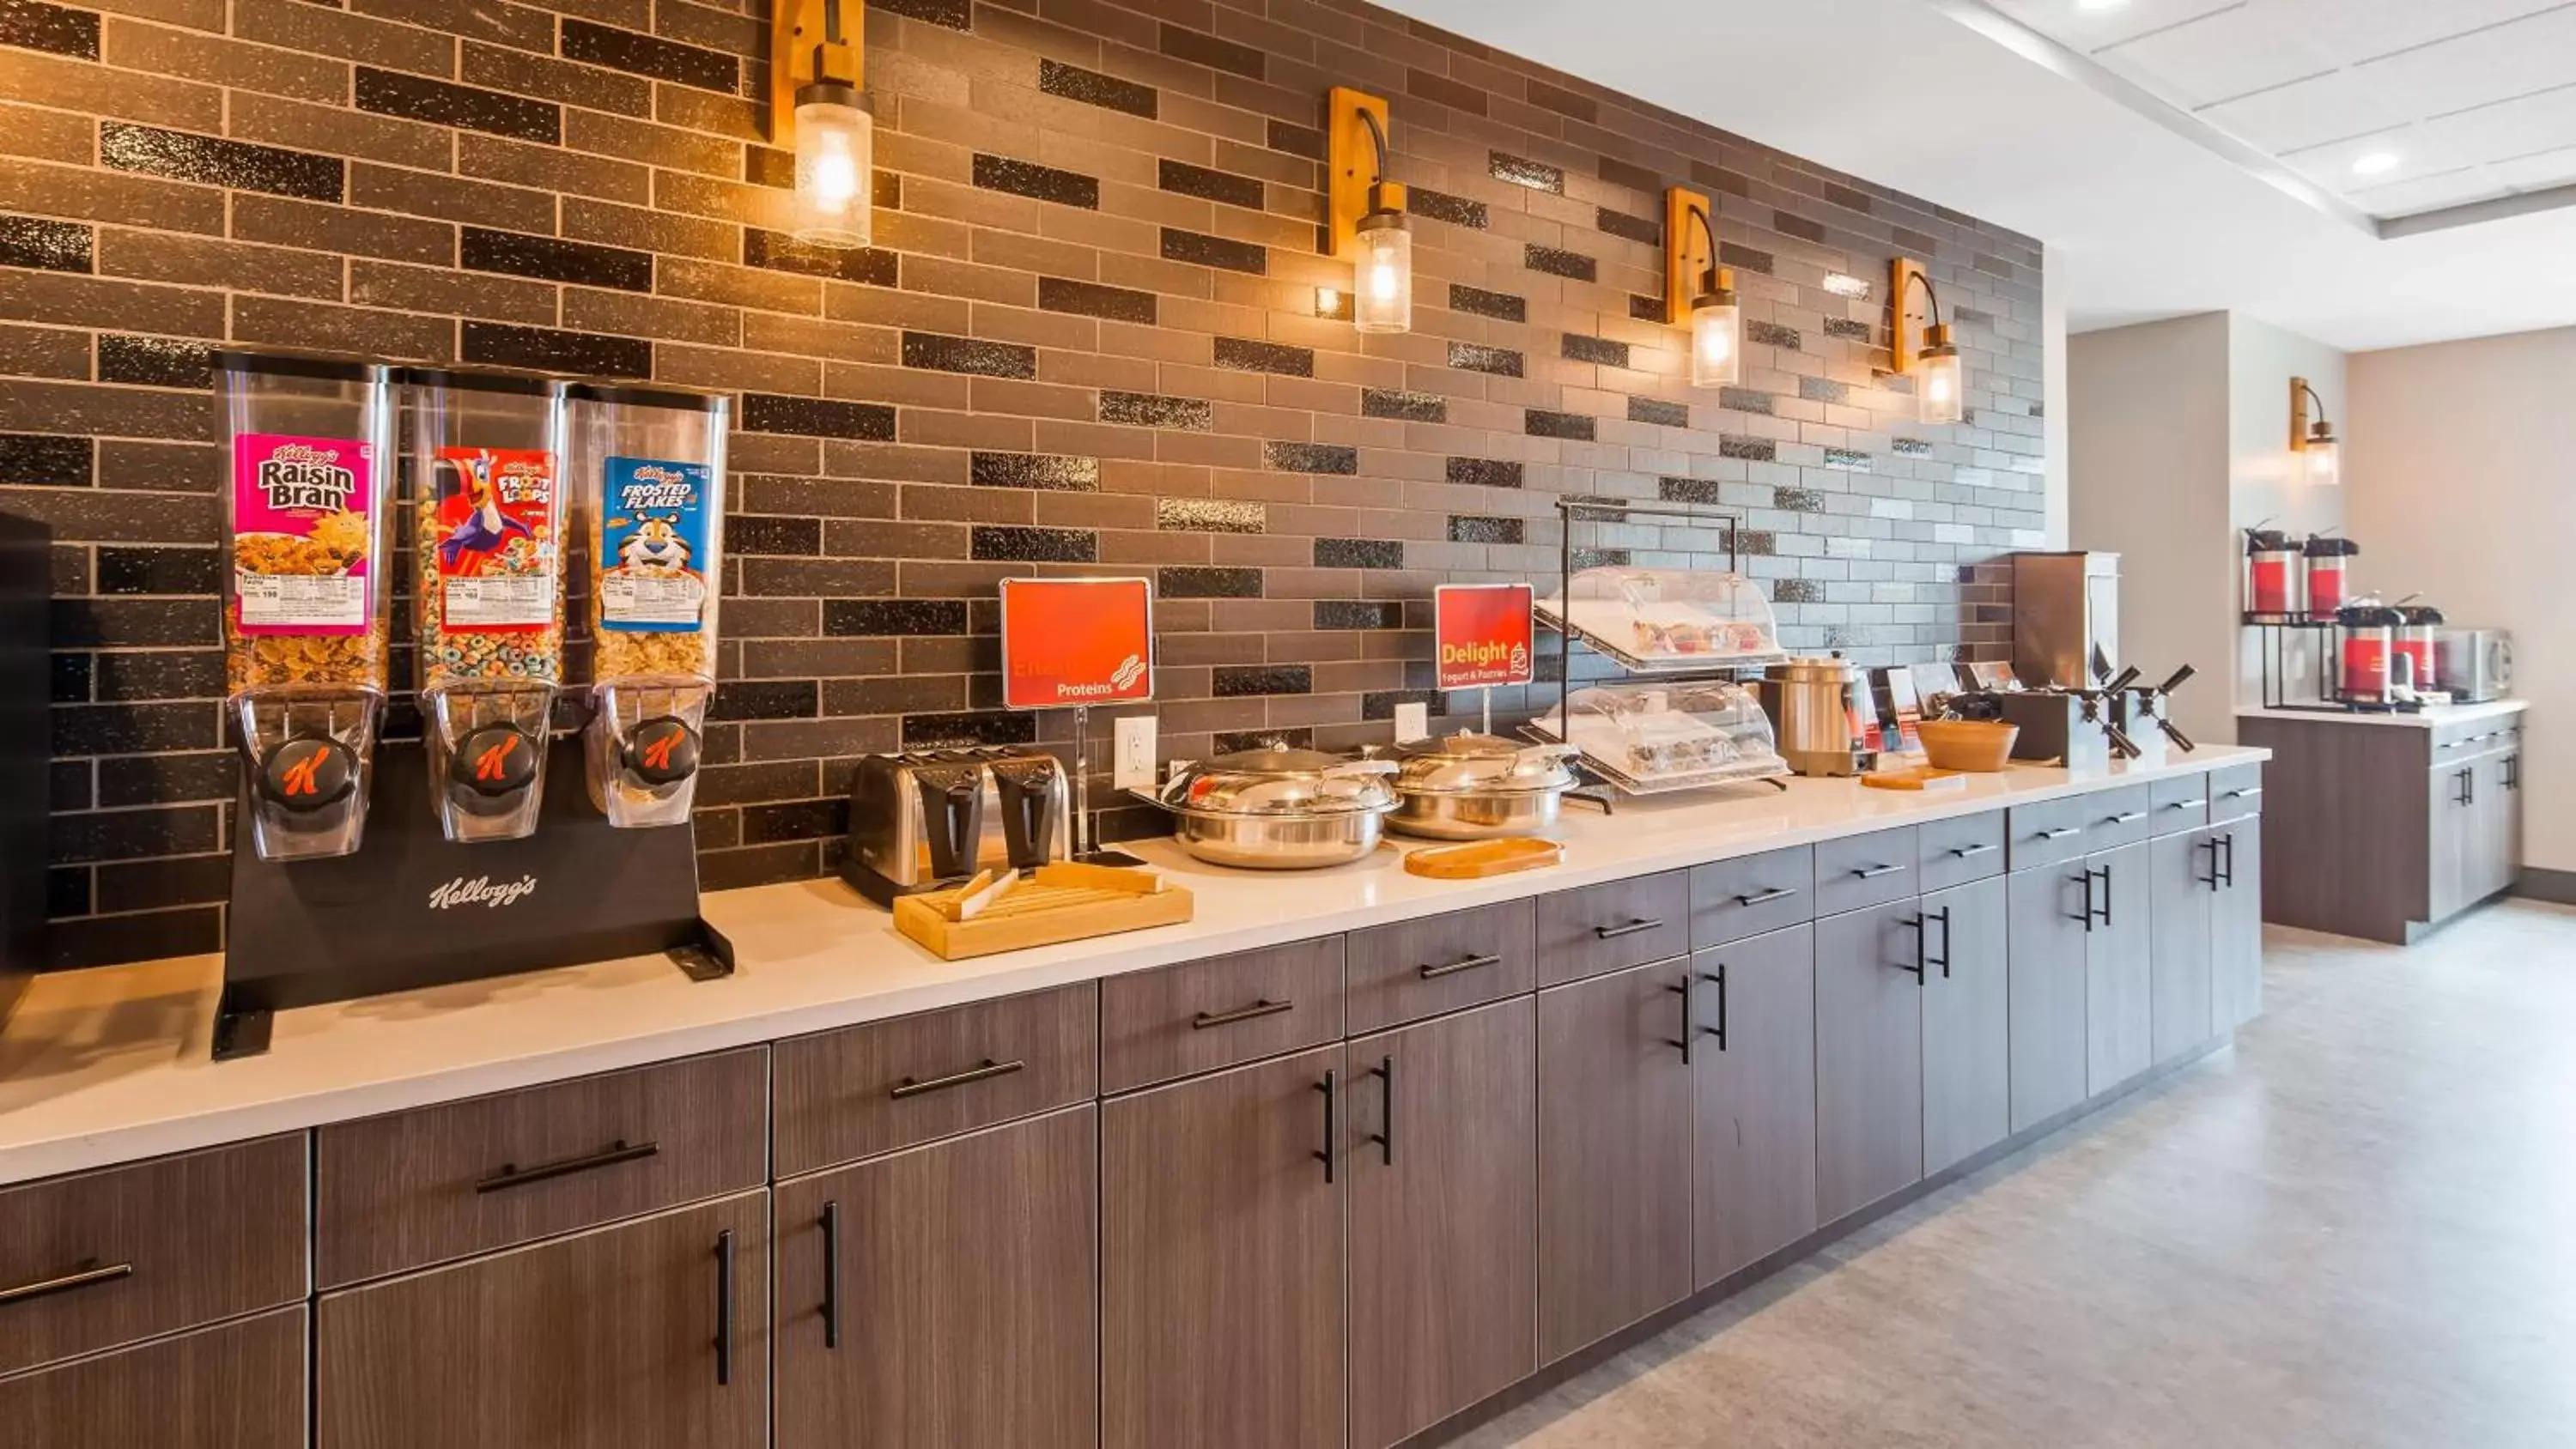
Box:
[971,452,1101,491]
[1214,336,1314,377]
[971,524,1097,563]
[1265,442,1358,474]
[744,230,898,285]
[100,124,342,203]
[1039,276,1157,324]
[1524,244,1596,282]
[1100,391,1212,431]
[0,0,96,60]
[1362,388,1448,423]
[1409,188,1487,229]
[1563,334,1629,367]
[1449,283,1526,323]
[1157,159,1264,210]
[742,393,898,440]
[1213,664,1311,697]
[903,331,1039,379]
[1447,458,1524,489]
[0,216,93,274]
[1157,566,1263,599]
[1525,409,1596,441]
[98,336,213,389]
[973,154,1101,209]
[1489,151,1564,194]
[460,322,648,377]
[1162,227,1267,276]
[561,21,737,94]
[1315,537,1402,569]
[825,598,968,636]
[1315,600,1400,630]
[355,69,562,145]
[1157,498,1264,534]
[464,227,652,291]
[1628,397,1689,427]
[1039,58,1156,118]
[1448,343,1524,379]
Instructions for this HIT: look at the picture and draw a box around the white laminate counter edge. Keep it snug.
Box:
[0,747,2268,1186]
[2234,700,2527,729]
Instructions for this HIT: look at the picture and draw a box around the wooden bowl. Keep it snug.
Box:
[1917,719,2019,773]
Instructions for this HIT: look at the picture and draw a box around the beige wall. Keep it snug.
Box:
[2227,316,2348,716]
[2348,328,2576,872]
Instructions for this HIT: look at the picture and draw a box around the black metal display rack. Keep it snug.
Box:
[2242,615,2421,714]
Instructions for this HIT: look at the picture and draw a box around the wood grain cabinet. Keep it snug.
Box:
[1919,876,2011,1178]
[1814,900,1926,1225]
[1101,1046,1345,1449]
[2007,863,2091,1133]
[1690,925,1816,1287]
[1535,959,1694,1364]
[316,1191,769,1449]
[1344,999,1539,1449]
[2084,840,2154,1097]
[0,1307,307,1449]
[773,1108,1097,1449]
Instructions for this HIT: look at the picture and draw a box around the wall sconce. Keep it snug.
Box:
[1327,88,1411,336]
[771,0,872,249]
[1663,187,1739,387]
[2290,377,2340,486]
[1890,258,1964,425]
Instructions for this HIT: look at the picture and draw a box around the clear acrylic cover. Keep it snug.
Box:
[1533,682,1788,794]
[1535,567,1786,672]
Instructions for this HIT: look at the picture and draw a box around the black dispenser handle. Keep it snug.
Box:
[990,760,1059,870]
[916,768,984,880]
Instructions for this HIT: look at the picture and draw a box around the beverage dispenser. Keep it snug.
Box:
[2303,534,2357,620]
[408,369,565,841]
[2244,526,2302,620]
[568,383,729,827]
[2395,602,2444,694]
[2335,600,2412,706]
[217,351,395,861]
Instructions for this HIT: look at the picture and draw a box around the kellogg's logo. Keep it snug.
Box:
[258,443,358,513]
[428,873,539,911]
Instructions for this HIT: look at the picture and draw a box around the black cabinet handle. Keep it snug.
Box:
[1595,917,1667,940]
[2038,827,2081,841]
[1926,907,1953,979]
[2225,786,2263,801]
[2220,832,2237,889]
[2104,811,2148,826]
[1420,953,1502,979]
[1665,976,1695,1064]
[2506,756,2521,791]
[1948,842,1999,859]
[1734,887,1800,907]
[1850,863,1909,880]
[819,1201,842,1350]
[2093,865,2114,927]
[0,1260,133,1309]
[476,1138,659,1194]
[714,1228,736,1388]
[889,1058,1025,1098]
[2457,767,2475,807]
[2166,797,2208,811]
[2071,870,2095,931]
[1896,916,1928,978]
[1699,967,1728,1050]
[1367,1055,1394,1167]
[1193,999,1293,1029]
[2197,836,2222,889]
[1314,1071,1337,1184]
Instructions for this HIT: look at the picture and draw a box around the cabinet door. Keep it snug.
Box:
[2148,828,2216,1066]
[2085,841,2154,1096]
[316,1192,769,1449]
[1536,960,1694,1365]
[2427,762,2476,923]
[1920,876,2009,1178]
[2483,752,2522,900]
[2007,865,2090,1132]
[1101,1046,1343,1449]
[1346,999,1538,1449]
[774,1108,1097,1449]
[2211,817,2264,1033]
[1814,900,1925,1226]
[3,1307,305,1449]
[1692,925,1816,1288]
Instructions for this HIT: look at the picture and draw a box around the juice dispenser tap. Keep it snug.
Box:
[410,369,567,842]
[568,383,730,828]
[217,351,396,862]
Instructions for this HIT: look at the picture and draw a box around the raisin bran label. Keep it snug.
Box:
[232,433,374,635]
[431,446,558,632]
[598,458,710,633]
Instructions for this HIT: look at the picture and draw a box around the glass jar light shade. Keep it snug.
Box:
[1352,215,1413,336]
[2305,434,2341,488]
[792,90,872,250]
[1918,345,1965,425]
[1689,300,1741,388]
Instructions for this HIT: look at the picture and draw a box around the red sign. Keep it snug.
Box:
[999,577,1156,709]
[1434,584,1535,690]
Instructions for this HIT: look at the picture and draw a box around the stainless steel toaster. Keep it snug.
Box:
[841,746,1070,905]
[2435,629,2512,703]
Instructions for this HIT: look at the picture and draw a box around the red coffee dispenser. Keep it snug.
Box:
[2245,525,2303,620]
[2395,602,2444,694]
[2335,600,2414,707]
[2303,534,2357,620]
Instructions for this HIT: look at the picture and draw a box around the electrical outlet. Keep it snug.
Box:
[1113,715,1157,792]
[1393,701,1431,742]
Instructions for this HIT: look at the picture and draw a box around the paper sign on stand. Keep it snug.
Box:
[999,577,1156,864]
[1434,584,1536,734]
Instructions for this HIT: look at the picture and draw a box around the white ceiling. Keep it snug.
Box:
[1989,0,2576,221]
[1374,0,2576,350]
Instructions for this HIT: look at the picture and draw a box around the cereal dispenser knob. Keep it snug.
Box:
[451,723,541,798]
[623,716,701,786]
[258,735,358,814]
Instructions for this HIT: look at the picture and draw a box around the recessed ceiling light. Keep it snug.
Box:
[2352,151,2402,177]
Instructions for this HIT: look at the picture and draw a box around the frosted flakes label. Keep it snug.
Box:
[232,433,374,634]
[431,447,557,631]
[598,457,710,632]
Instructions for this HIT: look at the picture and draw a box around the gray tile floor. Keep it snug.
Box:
[1467,900,2576,1448]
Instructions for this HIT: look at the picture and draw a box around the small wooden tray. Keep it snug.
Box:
[1862,766,1969,791]
[894,863,1194,961]
[1403,838,1566,879]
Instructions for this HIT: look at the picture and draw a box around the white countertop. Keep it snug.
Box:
[2234,700,2526,729]
[0,747,2268,1187]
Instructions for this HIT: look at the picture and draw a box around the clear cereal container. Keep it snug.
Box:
[407,368,566,843]
[218,350,396,863]
[566,382,729,828]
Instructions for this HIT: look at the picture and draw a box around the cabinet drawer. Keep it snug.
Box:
[2149,773,2210,834]
[2,1307,307,1449]
[1346,899,1536,1034]
[319,1047,769,1287]
[1813,827,1920,918]
[2430,716,2506,751]
[2208,761,2265,823]
[2083,785,2155,850]
[777,982,1098,1177]
[1534,871,1690,985]
[1689,846,1815,948]
[2008,796,2088,870]
[0,1136,306,1377]
[1101,937,1344,1093]
[1916,812,2005,893]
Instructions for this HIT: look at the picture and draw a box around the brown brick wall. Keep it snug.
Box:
[2,0,2047,970]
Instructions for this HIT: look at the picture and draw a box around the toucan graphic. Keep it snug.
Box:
[437,450,534,571]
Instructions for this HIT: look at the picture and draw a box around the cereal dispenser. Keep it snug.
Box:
[567,382,728,828]
[217,350,395,862]
[408,369,565,842]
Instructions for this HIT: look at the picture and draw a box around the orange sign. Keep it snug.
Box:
[999,577,1157,709]
[1435,584,1535,690]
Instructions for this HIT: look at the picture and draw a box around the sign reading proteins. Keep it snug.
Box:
[998,578,1157,709]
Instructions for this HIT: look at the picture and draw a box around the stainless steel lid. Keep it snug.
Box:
[1765,656,1860,684]
[1160,743,1398,816]
[1390,733,1579,796]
